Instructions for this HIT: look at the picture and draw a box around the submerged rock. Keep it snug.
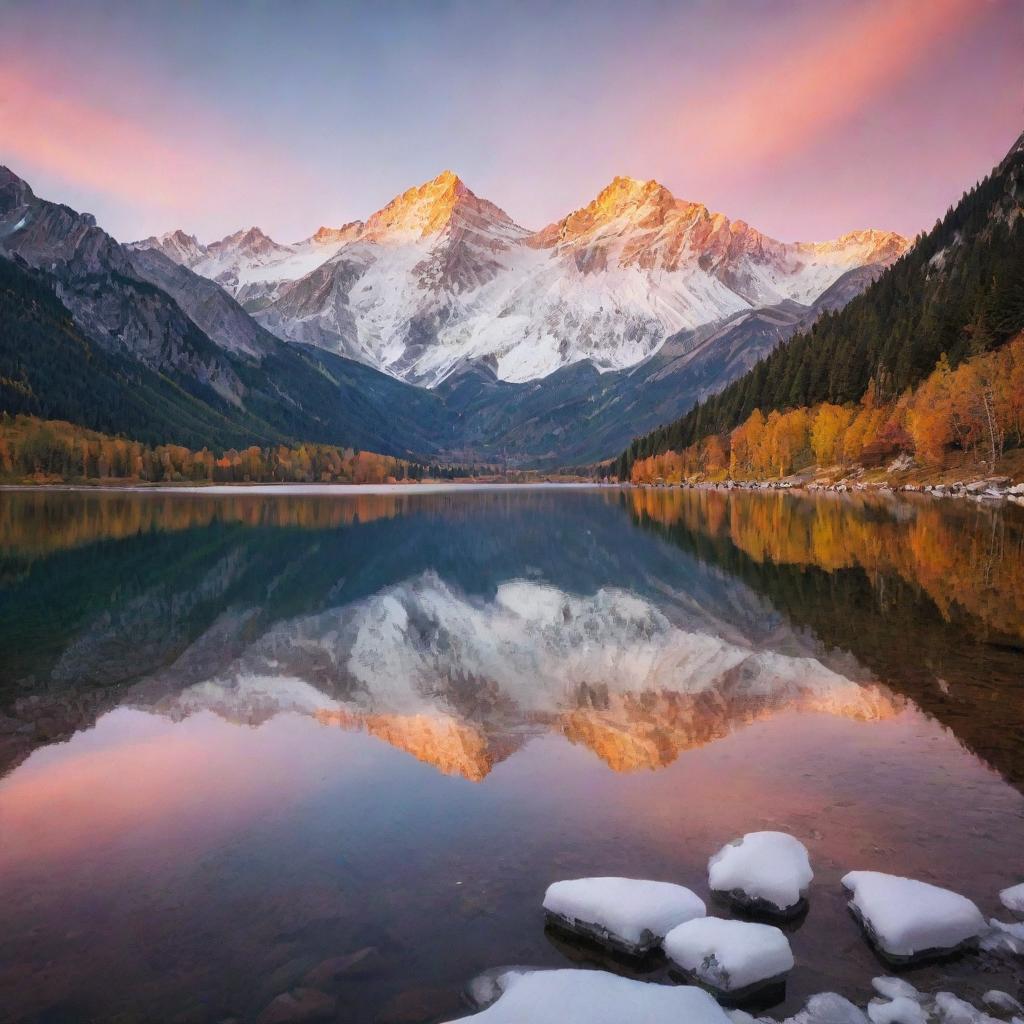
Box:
[708,831,813,918]
[662,917,794,1000]
[255,988,336,1024]
[543,876,706,955]
[841,872,985,963]
[301,946,383,987]
[445,968,732,1023]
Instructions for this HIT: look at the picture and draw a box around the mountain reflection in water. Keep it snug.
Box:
[1,485,1023,1024]
[1,486,1021,786]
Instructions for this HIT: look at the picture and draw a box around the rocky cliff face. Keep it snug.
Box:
[0,166,245,403]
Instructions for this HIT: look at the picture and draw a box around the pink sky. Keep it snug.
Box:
[0,0,1020,244]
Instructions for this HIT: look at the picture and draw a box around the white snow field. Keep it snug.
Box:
[841,872,986,962]
[662,917,795,996]
[708,831,813,916]
[542,877,706,954]
[444,968,733,1024]
[999,881,1024,917]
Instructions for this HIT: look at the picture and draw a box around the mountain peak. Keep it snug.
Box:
[534,174,689,252]
[126,228,207,265]
[224,226,275,246]
[362,170,519,243]
[590,176,680,220]
[208,225,290,260]
[0,166,36,215]
[431,169,465,189]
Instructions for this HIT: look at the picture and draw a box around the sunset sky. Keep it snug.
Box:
[1,0,1021,244]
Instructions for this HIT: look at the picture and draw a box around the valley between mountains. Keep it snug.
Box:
[1,166,905,467]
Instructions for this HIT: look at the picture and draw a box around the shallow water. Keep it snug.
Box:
[1,485,1022,1024]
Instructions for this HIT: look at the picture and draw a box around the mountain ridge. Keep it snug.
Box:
[135,170,907,388]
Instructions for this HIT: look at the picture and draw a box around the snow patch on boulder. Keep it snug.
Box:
[663,917,794,998]
[982,992,1023,1017]
[841,871,985,962]
[999,882,1024,918]
[445,968,733,1024]
[783,992,869,1024]
[543,877,706,955]
[868,996,929,1024]
[709,831,813,917]
[981,917,1024,955]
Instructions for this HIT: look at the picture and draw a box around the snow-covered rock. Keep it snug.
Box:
[864,980,1004,1024]
[867,995,929,1024]
[543,877,706,955]
[841,872,986,963]
[981,917,1024,955]
[662,917,795,998]
[999,882,1024,917]
[873,979,923,1002]
[982,991,1023,1016]
[446,968,732,1024]
[708,831,813,917]
[784,993,870,1024]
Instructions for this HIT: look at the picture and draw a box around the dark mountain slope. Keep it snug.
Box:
[0,255,276,448]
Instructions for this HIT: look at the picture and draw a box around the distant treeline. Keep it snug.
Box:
[0,415,490,485]
[614,139,1024,479]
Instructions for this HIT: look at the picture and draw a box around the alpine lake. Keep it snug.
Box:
[1,484,1022,1024]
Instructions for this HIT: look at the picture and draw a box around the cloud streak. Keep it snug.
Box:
[645,0,988,188]
[0,58,310,234]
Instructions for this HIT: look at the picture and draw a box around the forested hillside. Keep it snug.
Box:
[0,253,451,458]
[613,132,1024,479]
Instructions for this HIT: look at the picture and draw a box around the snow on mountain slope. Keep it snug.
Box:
[130,221,364,312]
[136,172,908,386]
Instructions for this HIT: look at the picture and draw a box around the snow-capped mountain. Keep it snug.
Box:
[135,171,907,386]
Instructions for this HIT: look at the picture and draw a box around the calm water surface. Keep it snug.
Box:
[1,485,1022,1024]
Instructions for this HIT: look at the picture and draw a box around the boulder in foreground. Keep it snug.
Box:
[662,917,795,999]
[708,831,813,918]
[841,871,985,963]
[445,968,732,1024]
[543,876,706,955]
